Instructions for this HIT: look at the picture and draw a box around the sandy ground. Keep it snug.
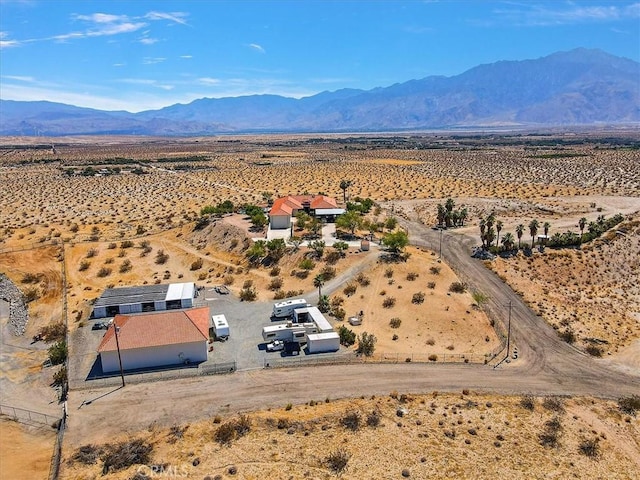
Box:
[60,392,639,480]
[0,419,56,480]
[335,246,499,358]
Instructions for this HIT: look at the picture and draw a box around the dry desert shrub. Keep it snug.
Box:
[326,448,350,474]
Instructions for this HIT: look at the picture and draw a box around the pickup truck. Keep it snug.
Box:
[266,340,285,352]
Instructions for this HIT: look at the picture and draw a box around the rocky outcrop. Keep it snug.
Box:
[0,274,29,335]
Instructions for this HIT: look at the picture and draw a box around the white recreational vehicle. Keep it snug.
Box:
[211,314,229,341]
[262,322,319,343]
[272,299,310,318]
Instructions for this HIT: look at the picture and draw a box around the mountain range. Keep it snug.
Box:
[1,48,638,136]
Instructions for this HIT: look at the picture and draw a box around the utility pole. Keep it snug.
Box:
[505,300,513,359]
[438,228,443,259]
[113,320,125,387]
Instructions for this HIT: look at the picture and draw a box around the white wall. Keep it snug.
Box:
[270,215,290,229]
[100,341,207,373]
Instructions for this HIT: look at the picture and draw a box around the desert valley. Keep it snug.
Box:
[0,131,639,479]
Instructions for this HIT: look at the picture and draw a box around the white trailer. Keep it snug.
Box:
[262,322,318,343]
[307,332,340,353]
[272,299,310,318]
[211,314,230,340]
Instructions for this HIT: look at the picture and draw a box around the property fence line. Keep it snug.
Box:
[0,403,61,426]
[71,361,237,390]
[48,403,67,480]
[264,350,496,369]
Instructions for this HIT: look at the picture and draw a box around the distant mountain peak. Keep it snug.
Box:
[1,49,638,136]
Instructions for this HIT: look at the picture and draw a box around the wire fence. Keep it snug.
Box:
[48,403,67,480]
[0,403,60,426]
[264,349,499,369]
[71,361,237,390]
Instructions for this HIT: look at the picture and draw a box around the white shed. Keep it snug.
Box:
[307,332,340,353]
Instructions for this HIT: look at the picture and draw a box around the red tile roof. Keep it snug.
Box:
[269,195,338,216]
[98,307,210,352]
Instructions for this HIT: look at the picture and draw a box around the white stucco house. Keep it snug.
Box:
[98,307,210,373]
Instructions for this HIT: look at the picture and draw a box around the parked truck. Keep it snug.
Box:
[271,299,310,318]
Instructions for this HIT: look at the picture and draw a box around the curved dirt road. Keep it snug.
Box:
[66,219,640,446]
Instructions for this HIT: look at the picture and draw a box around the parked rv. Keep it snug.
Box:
[211,314,230,341]
[272,299,310,318]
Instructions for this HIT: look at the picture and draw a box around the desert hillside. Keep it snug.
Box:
[60,392,640,480]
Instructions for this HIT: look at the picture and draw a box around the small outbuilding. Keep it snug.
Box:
[307,332,340,353]
[97,307,209,373]
[92,282,196,319]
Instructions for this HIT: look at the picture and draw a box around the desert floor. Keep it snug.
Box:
[60,392,639,480]
[0,131,639,478]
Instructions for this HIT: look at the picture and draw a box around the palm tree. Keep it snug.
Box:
[459,208,468,227]
[515,224,524,249]
[501,232,515,252]
[436,204,446,228]
[529,219,539,248]
[313,274,325,298]
[479,219,486,248]
[486,213,496,232]
[578,217,587,242]
[444,198,455,227]
[339,179,352,204]
[496,220,503,248]
[485,226,496,249]
[543,222,550,236]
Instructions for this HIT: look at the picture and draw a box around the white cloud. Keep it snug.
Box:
[142,57,166,65]
[2,75,35,82]
[490,2,640,27]
[180,55,193,59]
[2,10,188,48]
[248,43,266,53]
[198,77,221,85]
[145,11,189,26]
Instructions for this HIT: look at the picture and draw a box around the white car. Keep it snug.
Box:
[266,340,285,352]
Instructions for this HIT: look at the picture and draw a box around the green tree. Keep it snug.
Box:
[496,220,503,248]
[436,204,446,227]
[308,240,326,259]
[384,216,398,232]
[288,236,302,252]
[314,274,325,298]
[48,340,67,365]
[250,211,267,229]
[295,211,311,230]
[578,217,587,242]
[479,219,486,248]
[266,238,286,261]
[339,179,352,203]
[444,198,455,227]
[501,232,515,251]
[336,210,362,236]
[333,241,349,257]
[382,230,409,253]
[356,332,376,357]
[309,217,322,238]
[529,219,540,248]
[246,240,266,265]
[515,224,524,249]
[459,208,468,226]
[543,222,551,236]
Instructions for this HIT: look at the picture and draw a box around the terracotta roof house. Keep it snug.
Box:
[98,307,210,373]
[268,195,345,229]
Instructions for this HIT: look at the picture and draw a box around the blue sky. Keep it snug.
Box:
[1,1,638,112]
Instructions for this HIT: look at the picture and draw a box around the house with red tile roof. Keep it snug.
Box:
[98,307,210,373]
[268,194,345,229]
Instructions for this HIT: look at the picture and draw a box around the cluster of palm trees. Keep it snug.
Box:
[436,198,468,228]
[480,214,551,251]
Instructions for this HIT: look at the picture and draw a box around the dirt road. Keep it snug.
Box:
[65,218,640,446]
